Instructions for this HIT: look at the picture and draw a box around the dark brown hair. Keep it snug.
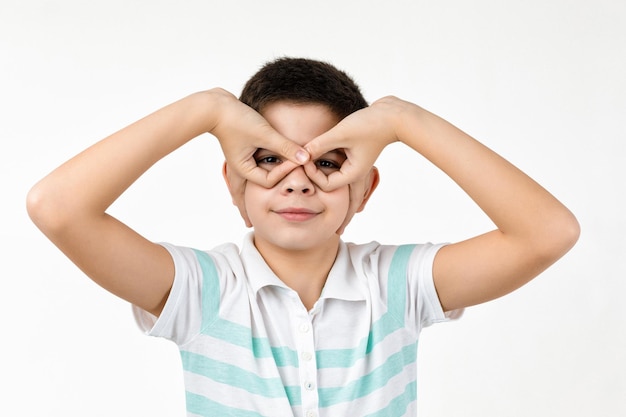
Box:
[240,57,367,119]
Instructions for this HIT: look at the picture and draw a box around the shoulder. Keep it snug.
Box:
[158,241,244,283]
[343,240,448,304]
[341,240,457,329]
[343,240,445,273]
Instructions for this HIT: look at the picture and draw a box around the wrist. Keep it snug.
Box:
[371,95,412,145]
[187,89,230,133]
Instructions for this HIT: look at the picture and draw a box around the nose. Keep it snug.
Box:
[281,165,315,195]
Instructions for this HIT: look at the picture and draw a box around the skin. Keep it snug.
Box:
[224,103,378,309]
[26,89,308,316]
[27,88,579,319]
[304,96,580,311]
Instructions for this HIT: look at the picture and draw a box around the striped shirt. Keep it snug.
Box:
[133,233,460,417]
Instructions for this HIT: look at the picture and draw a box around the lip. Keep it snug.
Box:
[273,207,319,222]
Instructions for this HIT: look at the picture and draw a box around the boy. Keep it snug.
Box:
[27,58,579,416]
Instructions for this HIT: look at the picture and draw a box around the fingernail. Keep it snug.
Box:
[296,150,309,164]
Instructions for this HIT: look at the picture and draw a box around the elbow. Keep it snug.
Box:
[566,213,581,248]
[26,183,50,231]
[539,208,581,264]
[556,209,580,254]
[26,182,70,236]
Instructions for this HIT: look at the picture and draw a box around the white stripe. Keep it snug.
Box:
[184,370,294,412]
[182,333,300,381]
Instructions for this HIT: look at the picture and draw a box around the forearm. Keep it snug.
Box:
[28,91,216,230]
[303,95,578,310]
[395,99,579,254]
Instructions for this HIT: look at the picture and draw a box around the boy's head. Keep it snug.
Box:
[239,57,368,119]
[224,57,379,249]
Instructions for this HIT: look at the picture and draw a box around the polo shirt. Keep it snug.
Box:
[133,233,461,417]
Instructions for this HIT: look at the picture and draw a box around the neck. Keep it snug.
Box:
[253,236,340,310]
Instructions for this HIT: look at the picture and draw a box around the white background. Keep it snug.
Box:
[2,0,624,416]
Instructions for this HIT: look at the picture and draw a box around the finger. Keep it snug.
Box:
[304,130,344,161]
[304,159,360,191]
[302,162,331,190]
[257,125,310,164]
[241,160,300,189]
[302,162,353,191]
[265,160,300,186]
[304,109,364,159]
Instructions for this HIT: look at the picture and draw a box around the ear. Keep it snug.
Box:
[222,161,253,228]
[355,166,380,213]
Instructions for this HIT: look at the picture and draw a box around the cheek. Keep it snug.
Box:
[242,185,265,223]
[325,187,350,215]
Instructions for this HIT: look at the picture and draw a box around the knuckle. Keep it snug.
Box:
[279,140,297,158]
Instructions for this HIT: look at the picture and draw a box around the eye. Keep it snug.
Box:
[314,153,344,175]
[254,150,283,171]
[315,159,341,170]
[257,155,281,165]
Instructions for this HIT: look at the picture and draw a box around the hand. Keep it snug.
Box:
[303,96,405,191]
[303,97,403,235]
[207,89,310,225]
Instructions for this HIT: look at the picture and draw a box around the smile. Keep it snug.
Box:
[273,208,319,222]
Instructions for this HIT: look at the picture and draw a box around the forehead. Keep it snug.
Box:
[260,102,341,146]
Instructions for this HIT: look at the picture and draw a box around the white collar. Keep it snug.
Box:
[240,233,367,302]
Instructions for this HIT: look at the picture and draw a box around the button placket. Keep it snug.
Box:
[295,313,319,415]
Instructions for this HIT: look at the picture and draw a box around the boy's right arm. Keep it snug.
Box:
[27,89,307,317]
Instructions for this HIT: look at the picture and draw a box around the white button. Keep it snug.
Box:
[304,381,315,391]
[301,352,313,361]
[305,411,317,417]
[298,322,310,333]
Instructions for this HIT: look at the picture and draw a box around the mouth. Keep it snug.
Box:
[273,207,319,222]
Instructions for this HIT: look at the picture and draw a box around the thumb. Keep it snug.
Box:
[260,126,310,164]
[304,131,337,160]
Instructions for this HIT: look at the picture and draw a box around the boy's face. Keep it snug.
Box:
[225,101,377,254]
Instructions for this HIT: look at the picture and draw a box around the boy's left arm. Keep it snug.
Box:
[305,96,580,312]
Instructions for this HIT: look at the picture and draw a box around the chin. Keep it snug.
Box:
[255,230,339,253]
[272,238,325,252]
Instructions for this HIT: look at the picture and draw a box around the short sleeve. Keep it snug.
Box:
[405,243,464,332]
[132,243,205,345]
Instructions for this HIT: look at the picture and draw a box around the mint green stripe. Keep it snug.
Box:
[284,385,302,406]
[205,318,254,349]
[270,345,299,367]
[192,250,299,366]
[363,380,417,417]
[198,317,299,366]
[318,342,417,407]
[387,244,415,320]
[317,245,415,369]
[181,350,288,399]
[193,249,221,322]
[186,391,269,417]
[316,312,400,368]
